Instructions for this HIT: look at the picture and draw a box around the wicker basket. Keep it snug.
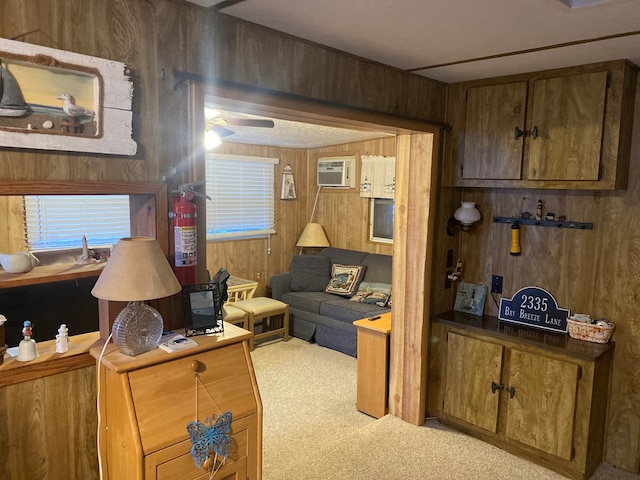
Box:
[567,318,615,343]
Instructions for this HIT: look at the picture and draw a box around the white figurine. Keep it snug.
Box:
[17,320,38,361]
[56,324,69,353]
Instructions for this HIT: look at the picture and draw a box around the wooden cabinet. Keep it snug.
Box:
[92,323,262,480]
[430,312,614,480]
[446,60,637,189]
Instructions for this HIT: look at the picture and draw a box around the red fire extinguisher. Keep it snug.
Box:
[170,190,197,285]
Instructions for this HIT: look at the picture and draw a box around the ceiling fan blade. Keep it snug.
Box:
[209,124,235,137]
[223,119,275,128]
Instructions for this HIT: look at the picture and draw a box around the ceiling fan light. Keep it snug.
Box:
[205,130,222,150]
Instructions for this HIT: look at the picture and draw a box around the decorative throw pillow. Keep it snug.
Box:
[325,264,367,297]
[350,282,392,307]
[290,255,332,292]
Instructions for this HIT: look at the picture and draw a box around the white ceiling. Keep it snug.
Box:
[192,0,640,147]
[190,0,640,83]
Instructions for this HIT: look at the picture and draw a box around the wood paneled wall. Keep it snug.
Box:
[0,366,97,479]
[433,81,640,472]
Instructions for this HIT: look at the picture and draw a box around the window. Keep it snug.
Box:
[24,195,131,250]
[205,153,278,241]
[369,198,394,244]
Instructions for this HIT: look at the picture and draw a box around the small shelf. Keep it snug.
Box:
[493,217,593,230]
[0,262,105,289]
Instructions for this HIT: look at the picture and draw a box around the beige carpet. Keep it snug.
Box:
[251,338,638,480]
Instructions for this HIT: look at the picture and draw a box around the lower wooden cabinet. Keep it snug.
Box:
[431,312,614,480]
[92,323,262,480]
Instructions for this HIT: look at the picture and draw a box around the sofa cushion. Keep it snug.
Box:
[325,264,367,297]
[319,297,389,322]
[362,253,392,284]
[290,255,331,292]
[350,281,391,307]
[319,247,369,266]
[282,291,337,315]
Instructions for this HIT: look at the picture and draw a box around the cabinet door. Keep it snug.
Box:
[462,82,527,179]
[527,71,607,181]
[443,332,504,432]
[503,348,579,460]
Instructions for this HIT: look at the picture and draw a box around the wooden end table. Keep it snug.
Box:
[353,312,392,418]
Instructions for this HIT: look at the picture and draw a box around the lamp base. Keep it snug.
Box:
[112,301,164,356]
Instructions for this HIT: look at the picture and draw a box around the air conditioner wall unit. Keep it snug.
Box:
[317,156,356,188]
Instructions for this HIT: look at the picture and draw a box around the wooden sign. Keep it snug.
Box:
[499,286,570,333]
[0,38,136,156]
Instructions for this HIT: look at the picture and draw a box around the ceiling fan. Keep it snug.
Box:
[205,112,275,138]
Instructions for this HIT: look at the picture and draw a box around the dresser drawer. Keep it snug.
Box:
[128,342,258,454]
[145,415,255,480]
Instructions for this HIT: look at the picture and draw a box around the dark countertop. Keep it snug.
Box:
[432,310,614,361]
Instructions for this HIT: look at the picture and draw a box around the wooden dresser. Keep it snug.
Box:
[92,323,262,480]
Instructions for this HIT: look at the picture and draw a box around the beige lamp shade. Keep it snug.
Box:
[296,223,330,248]
[91,237,181,301]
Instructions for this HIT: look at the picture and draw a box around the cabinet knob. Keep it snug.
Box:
[189,360,203,372]
[491,381,504,394]
[505,385,516,398]
[514,127,526,139]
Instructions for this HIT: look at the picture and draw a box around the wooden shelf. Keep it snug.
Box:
[0,262,105,289]
[493,216,593,230]
[0,331,101,387]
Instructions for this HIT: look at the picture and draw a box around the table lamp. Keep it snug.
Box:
[91,237,181,356]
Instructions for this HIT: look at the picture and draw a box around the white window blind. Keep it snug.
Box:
[205,153,278,240]
[24,195,131,250]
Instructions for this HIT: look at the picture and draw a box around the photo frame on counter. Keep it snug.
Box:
[454,282,487,317]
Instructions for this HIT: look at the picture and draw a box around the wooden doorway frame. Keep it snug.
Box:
[187,80,441,424]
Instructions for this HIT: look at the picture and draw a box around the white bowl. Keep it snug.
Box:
[0,252,40,273]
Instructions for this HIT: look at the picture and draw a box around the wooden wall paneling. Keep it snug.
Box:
[603,80,640,472]
[212,13,447,124]
[0,366,98,480]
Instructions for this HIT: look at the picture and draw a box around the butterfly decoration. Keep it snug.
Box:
[187,411,233,468]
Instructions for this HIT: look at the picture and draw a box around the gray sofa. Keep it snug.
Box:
[269,247,392,356]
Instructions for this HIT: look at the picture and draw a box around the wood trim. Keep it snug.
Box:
[0,331,101,387]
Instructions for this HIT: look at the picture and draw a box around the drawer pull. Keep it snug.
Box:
[190,360,203,372]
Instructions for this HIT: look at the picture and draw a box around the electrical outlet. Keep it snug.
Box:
[491,275,503,294]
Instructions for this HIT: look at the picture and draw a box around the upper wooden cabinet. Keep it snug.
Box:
[445,60,638,189]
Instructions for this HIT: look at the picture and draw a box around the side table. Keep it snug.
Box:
[353,312,392,418]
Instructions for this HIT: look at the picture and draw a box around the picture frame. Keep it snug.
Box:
[454,282,487,317]
[182,283,225,337]
[0,37,136,155]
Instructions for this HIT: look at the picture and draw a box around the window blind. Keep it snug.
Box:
[24,195,131,250]
[205,153,278,241]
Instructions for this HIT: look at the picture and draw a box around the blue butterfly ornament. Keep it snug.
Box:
[187,411,233,468]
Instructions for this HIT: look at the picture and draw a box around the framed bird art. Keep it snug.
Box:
[0,37,136,155]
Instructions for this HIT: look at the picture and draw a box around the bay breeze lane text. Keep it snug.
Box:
[502,305,563,326]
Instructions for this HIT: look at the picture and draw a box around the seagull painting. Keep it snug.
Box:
[56,93,94,117]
